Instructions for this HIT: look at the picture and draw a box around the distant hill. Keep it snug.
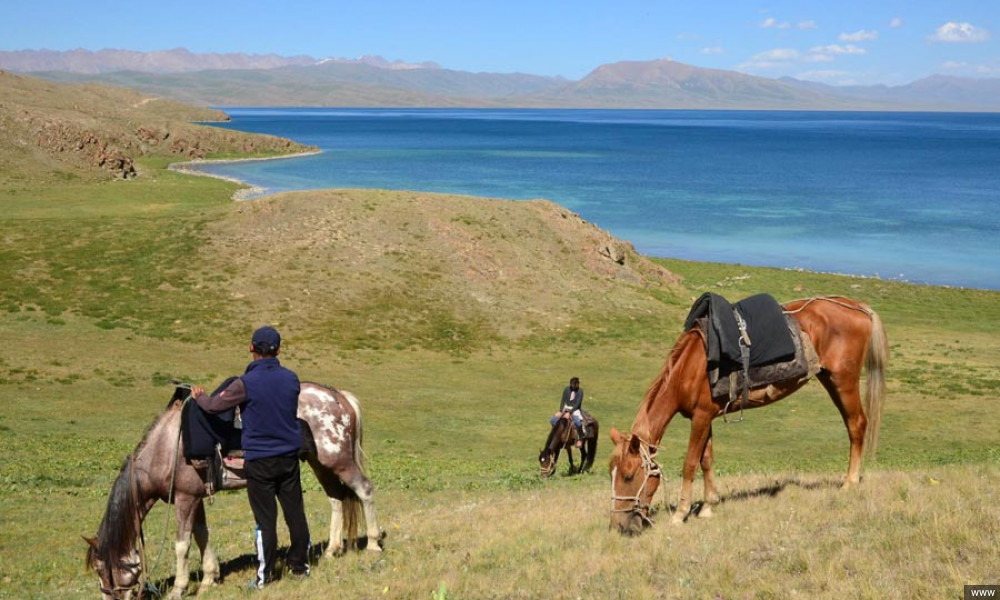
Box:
[0,48,440,74]
[534,59,875,109]
[781,74,1000,111]
[5,48,999,111]
[0,47,319,74]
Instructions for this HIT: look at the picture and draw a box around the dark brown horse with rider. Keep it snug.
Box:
[540,412,599,477]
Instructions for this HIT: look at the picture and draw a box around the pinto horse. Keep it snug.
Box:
[609,296,888,535]
[539,414,599,477]
[85,382,383,600]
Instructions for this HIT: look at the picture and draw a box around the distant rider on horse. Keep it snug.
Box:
[551,377,586,448]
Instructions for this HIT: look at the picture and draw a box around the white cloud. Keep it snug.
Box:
[839,29,879,42]
[942,60,1000,76]
[803,53,835,63]
[796,69,851,82]
[701,46,725,55]
[738,48,800,70]
[889,17,903,29]
[811,44,868,55]
[929,22,990,43]
[760,17,791,30]
[756,48,801,60]
[797,20,818,30]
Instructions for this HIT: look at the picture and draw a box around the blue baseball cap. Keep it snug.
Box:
[251,326,281,355]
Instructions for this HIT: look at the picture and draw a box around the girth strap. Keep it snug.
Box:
[724,308,752,423]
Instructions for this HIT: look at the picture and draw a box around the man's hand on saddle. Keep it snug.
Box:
[190,386,205,398]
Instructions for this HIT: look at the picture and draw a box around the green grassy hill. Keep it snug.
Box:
[0,71,313,188]
[1,75,998,600]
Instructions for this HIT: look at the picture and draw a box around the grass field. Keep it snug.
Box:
[2,130,999,599]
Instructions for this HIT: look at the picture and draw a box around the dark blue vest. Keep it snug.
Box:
[239,357,301,460]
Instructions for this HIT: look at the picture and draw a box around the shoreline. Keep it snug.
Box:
[167,149,322,201]
[165,152,994,292]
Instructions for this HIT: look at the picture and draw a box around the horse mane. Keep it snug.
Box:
[543,417,569,451]
[86,455,142,572]
[87,400,179,571]
[632,330,696,442]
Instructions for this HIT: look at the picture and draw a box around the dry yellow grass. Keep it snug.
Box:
[112,464,997,600]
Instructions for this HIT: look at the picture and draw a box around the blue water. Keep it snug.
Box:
[197,108,1000,290]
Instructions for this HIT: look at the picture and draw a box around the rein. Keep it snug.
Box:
[610,437,662,527]
[129,453,148,599]
[784,295,874,317]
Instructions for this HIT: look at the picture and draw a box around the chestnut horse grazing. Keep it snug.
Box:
[609,296,887,535]
[85,382,383,600]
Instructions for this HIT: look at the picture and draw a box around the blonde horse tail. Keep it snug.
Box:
[340,390,366,547]
[863,307,889,459]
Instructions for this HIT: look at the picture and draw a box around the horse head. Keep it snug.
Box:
[538,447,555,477]
[608,427,662,536]
[85,536,142,600]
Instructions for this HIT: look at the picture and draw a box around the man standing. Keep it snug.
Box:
[191,325,310,588]
[550,377,586,448]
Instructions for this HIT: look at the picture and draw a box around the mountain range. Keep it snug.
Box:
[2,48,998,111]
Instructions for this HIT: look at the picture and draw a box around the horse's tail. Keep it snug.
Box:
[584,421,599,472]
[863,307,889,458]
[340,390,366,547]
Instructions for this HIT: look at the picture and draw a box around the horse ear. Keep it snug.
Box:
[610,427,623,445]
[82,535,98,549]
[628,434,642,453]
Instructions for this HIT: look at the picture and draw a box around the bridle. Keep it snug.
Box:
[97,559,141,600]
[610,436,662,528]
[539,415,574,477]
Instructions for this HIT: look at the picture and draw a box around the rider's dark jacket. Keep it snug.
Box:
[559,385,584,413]
[193,357,302,460]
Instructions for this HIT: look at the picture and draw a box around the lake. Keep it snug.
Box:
[195,108,1000,290]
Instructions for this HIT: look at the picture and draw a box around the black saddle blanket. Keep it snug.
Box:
[181,376,242,460]
[684,292,796,382]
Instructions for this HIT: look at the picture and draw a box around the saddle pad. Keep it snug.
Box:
[708,314,817,400]
[685,292,797,379]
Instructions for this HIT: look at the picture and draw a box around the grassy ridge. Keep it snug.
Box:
[2,171,998,598]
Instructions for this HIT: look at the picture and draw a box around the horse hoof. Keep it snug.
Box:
[670,512,686,525]
[697,505,714,519]
[167,588,185,600]
[196,579,218,596]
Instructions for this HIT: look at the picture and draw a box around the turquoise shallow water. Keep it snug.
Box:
[197,108,1000,290]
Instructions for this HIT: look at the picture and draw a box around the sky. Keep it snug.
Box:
[2,1,998,85]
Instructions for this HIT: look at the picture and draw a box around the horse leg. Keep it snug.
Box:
[566,445,577,475]
[168,496,200,600]
[337,467,383,552]
[305,460,349,557]
[697,429,720,519]
[191,500,219,595]
[819,372,867,488]
[674,412,713,525]
[325,488,348,557]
